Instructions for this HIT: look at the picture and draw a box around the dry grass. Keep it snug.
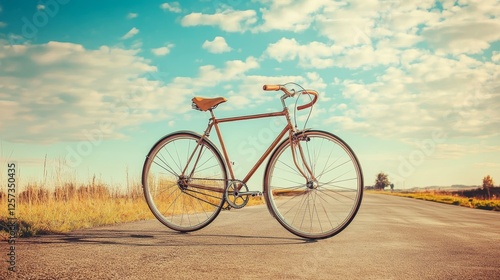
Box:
[0,178,264,239]
[0,155,266,238]
[0,182,152,238]
[369,190,500,211]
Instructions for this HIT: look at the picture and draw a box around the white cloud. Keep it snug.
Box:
[181,9,257,32]
[262,0,500,72]
[265,38,338,69]
[160,2,181,13]
[325,50,500,140]
[0,42,164,143]
[127,13,138,19]
[121,27,139,40]
[37,4,45,10]
[335,45,400,69]
[265,37,400,70]
[0,22,6,28]
[151,44,174,56]
[202,36,232,54]
[191,57,259,86]
[492,51,500,63]
[316,16,373,47]
[423,20,500,54]
[257,0,432,51]
[377,33,422,49]
[414,0,500,54]
[257,0,330,32]
[0,42,264,143]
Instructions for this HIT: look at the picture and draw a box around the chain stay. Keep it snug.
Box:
[189,177,262,210]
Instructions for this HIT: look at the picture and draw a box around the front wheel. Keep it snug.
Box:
[264,130,363,239]
[142,131,227,232]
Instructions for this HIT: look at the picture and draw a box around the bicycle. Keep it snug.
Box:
[142,83,363,239]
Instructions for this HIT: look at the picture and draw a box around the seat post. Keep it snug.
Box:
[209,109,217,119]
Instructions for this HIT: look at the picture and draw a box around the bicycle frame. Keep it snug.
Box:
[183,94,314,192]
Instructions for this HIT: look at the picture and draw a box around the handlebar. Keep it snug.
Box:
[262,84,281,91]
[297,90,318,110]
[263,84,318,110]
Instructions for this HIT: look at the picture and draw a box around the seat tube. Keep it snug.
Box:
[211,114,236,180]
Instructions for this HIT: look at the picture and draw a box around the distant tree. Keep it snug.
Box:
[374,172,390,190]
[482,175,494,199]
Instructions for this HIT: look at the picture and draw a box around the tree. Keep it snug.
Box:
[374,172,390,190]
[482,175,494,199]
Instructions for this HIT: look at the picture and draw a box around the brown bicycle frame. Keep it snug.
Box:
[181,101,315,192]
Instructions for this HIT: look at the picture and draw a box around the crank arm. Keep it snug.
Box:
[236,191,263,197]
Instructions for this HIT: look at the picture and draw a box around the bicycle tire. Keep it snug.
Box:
[142,131,227,232]
[264,130,363,239]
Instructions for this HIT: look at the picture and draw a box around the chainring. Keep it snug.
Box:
[225,180,249,209]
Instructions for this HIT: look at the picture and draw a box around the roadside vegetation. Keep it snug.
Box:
[0,179,264,238]
[372,190,500,211]
[0,179,153,238]
[367,173,500,211]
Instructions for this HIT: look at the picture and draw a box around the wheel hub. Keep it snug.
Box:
[306,180,318,190]
[177,176,189,190]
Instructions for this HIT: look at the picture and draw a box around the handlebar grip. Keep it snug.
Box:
[297,90,318,110]
[263,85,281,91]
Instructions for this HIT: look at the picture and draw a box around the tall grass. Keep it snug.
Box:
[0,176,264,239]
[0,156,266,238]
[0,180,153,238]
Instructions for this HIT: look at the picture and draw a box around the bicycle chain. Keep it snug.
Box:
[188,177,248,210]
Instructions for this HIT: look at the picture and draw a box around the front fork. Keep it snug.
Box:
[290,131,318,188]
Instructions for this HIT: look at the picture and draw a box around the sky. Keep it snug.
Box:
[0,0,499,191]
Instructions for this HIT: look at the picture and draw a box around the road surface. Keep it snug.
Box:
[3,193,500,279]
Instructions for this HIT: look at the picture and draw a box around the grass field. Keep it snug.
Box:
[369,189,500,211]
[0,182,153,238]
[0,178,264,238]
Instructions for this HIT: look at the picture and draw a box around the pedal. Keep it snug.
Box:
[251,191,263,197]
[238,191,262,197]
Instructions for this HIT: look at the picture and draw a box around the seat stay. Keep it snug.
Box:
[180,134,207,178]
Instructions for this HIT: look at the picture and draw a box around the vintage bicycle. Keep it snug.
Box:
[142,83,363,239]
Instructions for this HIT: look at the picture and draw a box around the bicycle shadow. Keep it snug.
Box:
[19,228,317,247]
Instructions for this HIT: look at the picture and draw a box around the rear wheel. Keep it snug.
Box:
[264,130,363,239]
[142,131,227,232]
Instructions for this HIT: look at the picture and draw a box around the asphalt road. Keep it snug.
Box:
[3,193,500,279]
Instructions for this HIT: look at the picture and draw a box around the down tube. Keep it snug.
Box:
[241,125,291,185]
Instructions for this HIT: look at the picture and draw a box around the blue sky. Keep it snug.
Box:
[0,0,499,190]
